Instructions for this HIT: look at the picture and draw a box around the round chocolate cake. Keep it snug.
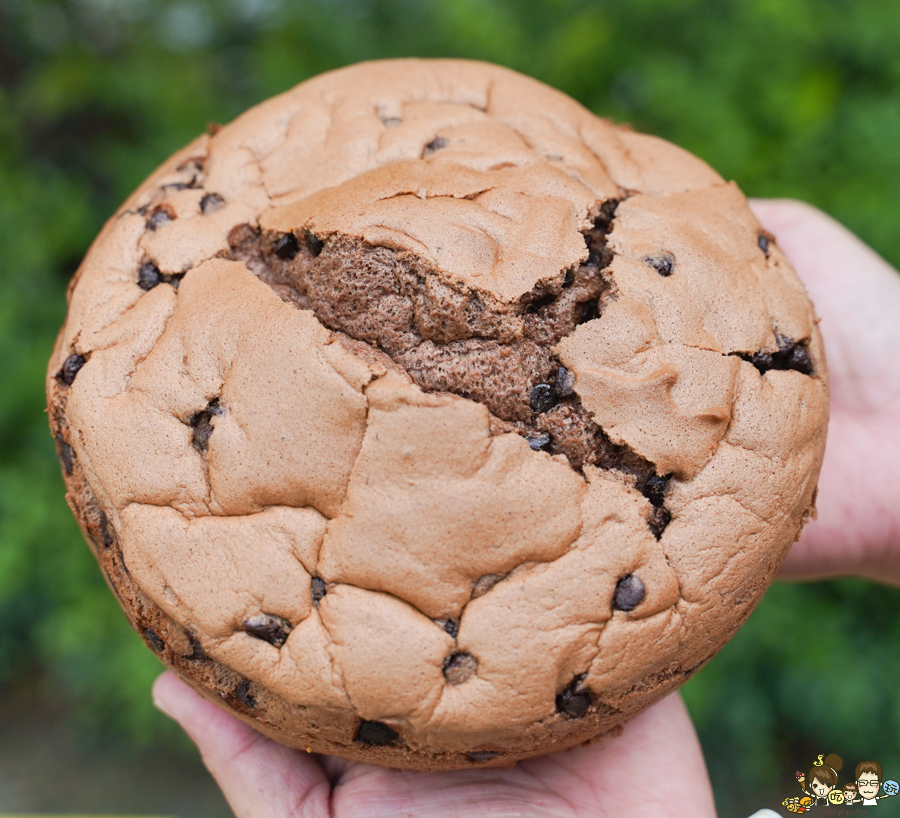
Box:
[47,59,828,769]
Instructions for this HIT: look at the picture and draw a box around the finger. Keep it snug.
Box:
[153,671,330,818]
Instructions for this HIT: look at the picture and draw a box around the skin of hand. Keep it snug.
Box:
[152,200,900,817]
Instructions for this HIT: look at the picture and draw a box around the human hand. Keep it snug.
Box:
[750,200,900,586]
[153,672,716,817]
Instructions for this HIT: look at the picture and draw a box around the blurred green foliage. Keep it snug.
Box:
[1,0,899,815]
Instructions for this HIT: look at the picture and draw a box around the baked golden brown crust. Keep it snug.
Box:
[47,59,827,769]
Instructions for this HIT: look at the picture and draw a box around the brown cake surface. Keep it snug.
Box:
[47,59,828,769]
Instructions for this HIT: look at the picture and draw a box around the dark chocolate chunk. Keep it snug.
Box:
[562,268,574,287]
[642,474,670,507]
[649,506,671,539]
[467,751,500,762]
[443,652,478,685]
[144,627,165,653]
[526,432,552,451]
[423,136,448,156]
[58,353,86,385]
[161,182,189,192]
[642,252,675,276]
[242,613,292,648]
[200,192,225,215]
[787,344,814,376]
[274,232,299,260]
[613,574,646,611]
[742,336,814,376]
[185,632,207,661]
[57,438,75,473]
[98,510,114,548]
[757,233,771,258]
[355,720,399,746]
[530,383,557,413]
[556,675,591,718]
[304,230,324,257]
[234,679,257,708]
[147,207,174,231]
[190,399,221,452]
[443,619,459,639]
[192,420,213,449]
[311,576,326,607]
[556,366,576,397]
[138,261,162,291]
[56,436,75,474]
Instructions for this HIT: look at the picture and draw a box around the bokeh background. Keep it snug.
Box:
[2,0,899,815]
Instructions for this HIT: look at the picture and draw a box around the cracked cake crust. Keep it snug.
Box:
[47,59,828,770]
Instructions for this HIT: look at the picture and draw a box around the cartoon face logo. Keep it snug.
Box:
[858,772,881,799]
[810,777,833,797]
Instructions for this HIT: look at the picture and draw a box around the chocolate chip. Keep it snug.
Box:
[147,207,174,231]
[742,337,814,376]
[613,575,646,611]
[98,510,114,548]
[242,613,292,648]
[443,652,478,685]
[643,252,675,276]
[234,679,256,708]
[190,399,221,452]
[185,632,207,661]
[200,193,225,215]
[526,432,552,451]
[311,576,326,607]
[355,720,399,746]
[273,233,299,260]
[747,350,773,373]
[530,383,557,413]
[192,421,213,449]
[467,751,499,762]
[443,619,458,638]
[144,627,165,653]
[642,474,670,507]
[304,230,324,257]
[649,506,671,539]
[787,344,814,376]
[556,366,576,397]
[556,675,591,718]
[58,353,86,385]
[757,233,771,258]
[138,261,162,291]
[563,268,574,287]
[423,136,448,156]
[56,436,75,474]
[162,182,189,192]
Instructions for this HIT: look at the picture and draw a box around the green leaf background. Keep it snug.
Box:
[1,1,899,815]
